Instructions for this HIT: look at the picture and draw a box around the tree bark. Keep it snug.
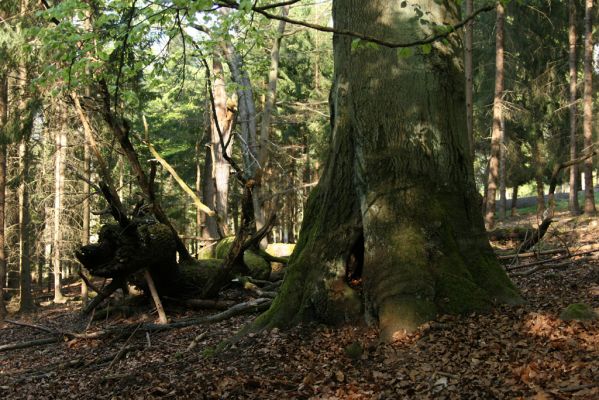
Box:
[52,111,67,303]
[582,0,595,215]
[0,74,7,318]
[510,185,518,217]
[203,57,235,238]
[533,134,546,216]
[464,0,474,160]
[485,3,505,230]
[498,118,507,220]
[254,0,521,341]
[18,139,34,312]
[568,0,580,216]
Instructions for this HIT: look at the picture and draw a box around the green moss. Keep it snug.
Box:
[214,237,271,280]
[243,251,271,280]
[215,236,236,259]
[559,303,598,321]
[467,254,523,306]
[434,271,491,315]
[196,245,215,260]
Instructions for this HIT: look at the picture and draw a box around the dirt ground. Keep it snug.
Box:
[0,213,598,399]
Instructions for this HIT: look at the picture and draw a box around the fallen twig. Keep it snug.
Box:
[497,248,567,260]
[510,258,589,277]
[507,249,599,271]
[0,337,61,352]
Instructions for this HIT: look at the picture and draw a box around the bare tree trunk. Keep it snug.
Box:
[510,185,519,217]
[17,10,34,310]
[203,57,234,238]
[81,121,90,304]
[255,6,290,246]
[18,139,34,312]
[0,74,7,318]
[568,0,581,216]
[498,118,507,220]
[195,139,202,252]
[464,0,474,159]
[53,114,67,303]
[485,3,505,230]
[583,0,596,215]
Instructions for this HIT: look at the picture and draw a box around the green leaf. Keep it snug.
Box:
[421,43,432,55]
[398,47,413,59]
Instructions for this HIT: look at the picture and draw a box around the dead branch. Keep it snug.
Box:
[510,258,589,277]
[81,278,123,315]
[164,297,236,310]
[507,248,599,271]
[497,248,567,260]
[144,270,168,324]
[0,337,60,353]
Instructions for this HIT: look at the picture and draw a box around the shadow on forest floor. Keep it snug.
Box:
[0,214,597,399]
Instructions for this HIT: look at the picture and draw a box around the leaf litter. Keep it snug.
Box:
[1,216,598,399]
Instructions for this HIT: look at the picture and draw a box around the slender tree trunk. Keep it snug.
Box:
[464,0,474,160]
[81,121,90,304]
[510,185,519,217]
[17,7,34,310]
[485,3,505,230]
[498,119,507,220]
[255,0,520,341]
[0,74,7,318]
[53,115,67,303]
[568,0,581,215]
[18,139,34,312]
[583,0,596,215]
[195,139,203,250]
[254,5,290,246]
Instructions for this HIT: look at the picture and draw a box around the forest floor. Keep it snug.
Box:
[0,212,598,399]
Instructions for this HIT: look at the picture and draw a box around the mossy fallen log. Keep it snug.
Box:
[76,223,274,309]
[215,237,271,280]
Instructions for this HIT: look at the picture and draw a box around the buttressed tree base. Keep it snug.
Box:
[254,0,522,341]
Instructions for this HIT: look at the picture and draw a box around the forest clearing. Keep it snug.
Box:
[1,0,598,398]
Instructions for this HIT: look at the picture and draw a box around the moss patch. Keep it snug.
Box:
[214,237,271,280]
[559,303,598,321]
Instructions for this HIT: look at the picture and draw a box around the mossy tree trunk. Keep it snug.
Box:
[255,0,521,341]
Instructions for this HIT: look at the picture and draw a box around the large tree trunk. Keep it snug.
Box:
[582,0,595,215]
[568,0,581,216]
[254,0,521,341]
[484,3,505,230]
[0,73,7,318]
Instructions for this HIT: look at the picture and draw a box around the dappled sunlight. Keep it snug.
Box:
[523,312,598,352]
